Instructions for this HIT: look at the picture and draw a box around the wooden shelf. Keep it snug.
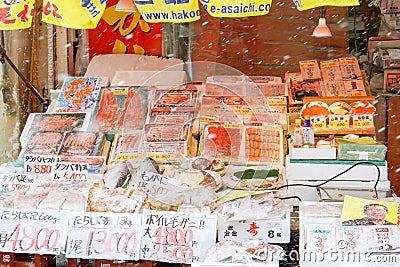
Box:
[314,127,375,136]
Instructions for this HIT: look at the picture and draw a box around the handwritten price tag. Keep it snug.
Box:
[0,208,68,255]
[65,212,142,260]
[140,210,217,263]
[0,174,36,193]
[52,162,88,181]
[24,154,61,176]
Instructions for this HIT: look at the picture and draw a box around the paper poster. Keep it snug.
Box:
[88,0,162,60]
[66,212,142,260]
[140,210,217,263]
[41,0,107,29]
[0,174,36,194]
[0,0,35,30]
[134,0,200,23]
[54,77,101,113]
[0,208,69,255]
[200,0,272,18]
[340,196,400,227]
[293,0,359,11]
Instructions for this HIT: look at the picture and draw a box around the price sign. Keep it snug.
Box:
[0,208,68,255]
[0,174,36,193]
[140,210,217,263]
[52,162,89,181]
[310,116,327,129]
[234,108,253,115]
[217,210,290,243]
[66,212,142,260]
[353,120,374,128]
[24,154,61,176]
[329,115,350,129]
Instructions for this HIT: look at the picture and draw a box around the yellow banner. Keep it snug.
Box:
[0,0,35,30]
[134,0,199,23]
[41,0,107,29]
[200,0,272,18]
[293,0,359,11]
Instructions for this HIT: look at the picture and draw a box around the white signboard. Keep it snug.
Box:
[65,212,142,260]
[140,210,217,263]
[52,162,89,181]
[0,208,69,255]
[24,154,61,176]
[0,174,36,193]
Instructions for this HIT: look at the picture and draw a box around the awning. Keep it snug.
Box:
[0,0,360,30]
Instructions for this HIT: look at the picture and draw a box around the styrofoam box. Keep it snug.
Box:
[290,147,337,160]
[285,155,388,181]
[287,179,391,202]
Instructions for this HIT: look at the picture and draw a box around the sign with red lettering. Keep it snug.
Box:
[0,174,36,194]
[87,0,162,60]
[0,0,34,30]
[52,162,89,181]
[24,154,61,177]
[65,212,142,260]
[0,208,68,255]
[140,210,217,263]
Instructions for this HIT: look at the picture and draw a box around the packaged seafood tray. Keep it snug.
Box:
[204,82,245,96]
[144,123,190,142]
[200,123,284,165]
[285,72,324,105]
[149,85,198,108]
[91,87,149,132]
[20,112,90,146]
[58,131,105,157]
[108,131,145,163]
[52,77,102,113]
[19,131,65,160]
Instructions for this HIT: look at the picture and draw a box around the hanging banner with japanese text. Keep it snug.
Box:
[140,210,217,263]
[87,0,162,60]
[200,0,272,18]
[0,0,35,30]
[134,0,200,23]
[41,0,107,29]
[293,0,359,11]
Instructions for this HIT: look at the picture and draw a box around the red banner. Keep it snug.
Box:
[87,0,162,60]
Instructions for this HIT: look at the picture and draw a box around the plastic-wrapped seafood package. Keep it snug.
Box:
[60,190,87,212]
[19,131,64,159]
[59,131,105,156]
[203,240,283,266]
[20,112,90,146]
[13,192,49,209]
[88,184,147,213]
[37,190,67,210]
[108,131,144,163]
[91,87,149,132]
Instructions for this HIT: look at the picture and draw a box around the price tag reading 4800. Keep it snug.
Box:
[0,208,69,255]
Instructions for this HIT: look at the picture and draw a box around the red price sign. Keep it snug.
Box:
[0,208,68,255]
[52,162,88,181]
[66,213,142,260]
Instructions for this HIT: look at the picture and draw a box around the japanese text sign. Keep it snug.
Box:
[24,154,61,177]
[0,208,69,255]
[140,210,217,263]
[0,174,36,194]
[52,162,89,181]
[65,212,142,260]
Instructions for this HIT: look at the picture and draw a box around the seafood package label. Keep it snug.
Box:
[109,132,145,163]
[91,87,149,132]
[54,77,102,113]
[146,112,194,125]
[20,112,90,146]
[151,88,198,108]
